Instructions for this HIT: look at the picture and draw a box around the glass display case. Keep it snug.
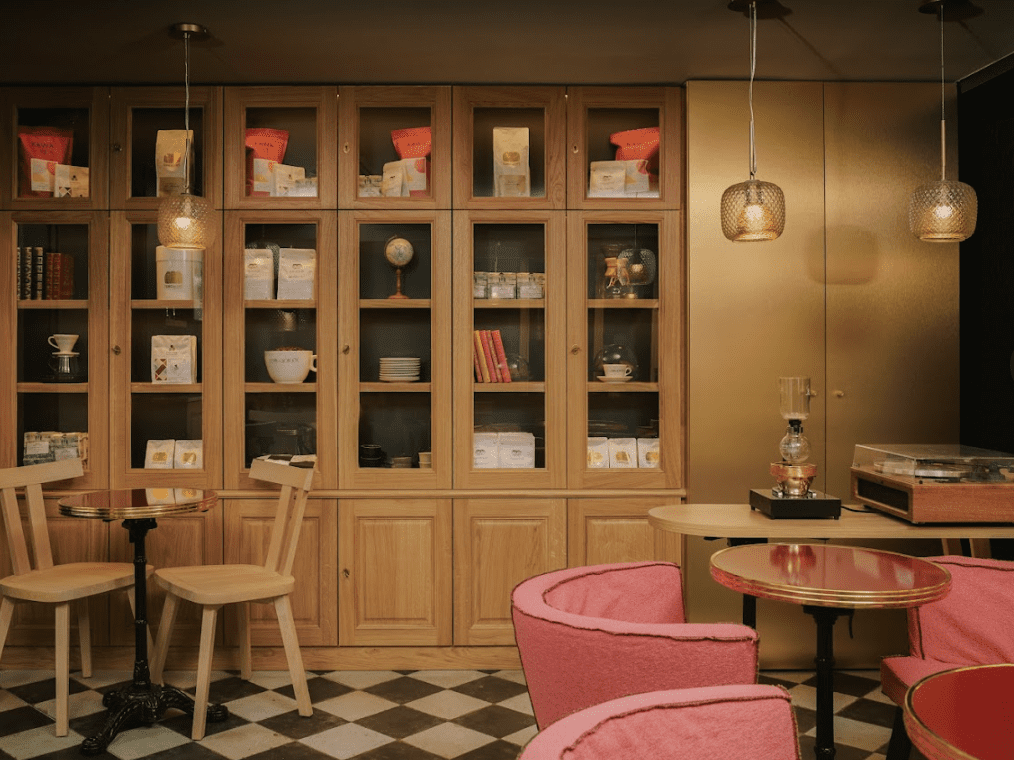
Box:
[223,87,337,209]
[1,87,108,209]
[109,210,222,487]
[223,210,337,489]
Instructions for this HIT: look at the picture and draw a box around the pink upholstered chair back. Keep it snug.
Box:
[908,555,1014,665]
[512,562,759,729]
[518,684,800,760]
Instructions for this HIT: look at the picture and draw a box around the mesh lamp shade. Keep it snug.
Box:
[909,180,977,242]
[721,179,786,242]
[157,191,212,249]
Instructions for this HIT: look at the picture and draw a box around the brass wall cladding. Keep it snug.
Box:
[686,81,960,668]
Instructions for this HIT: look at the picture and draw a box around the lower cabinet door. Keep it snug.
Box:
[453,498,567,646]
[339,498,452,646]
[222,497,337,647]
[568,497,683,567]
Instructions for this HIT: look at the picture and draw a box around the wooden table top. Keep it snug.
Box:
[710,543,951,609]
[649,503,1014,539]
[905,663,1014,760]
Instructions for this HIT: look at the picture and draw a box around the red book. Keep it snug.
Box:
[479,330,499,382]
[59,253,74,299]
[491,329,512,383]
[45,252,60,300]
[473,330,491,383]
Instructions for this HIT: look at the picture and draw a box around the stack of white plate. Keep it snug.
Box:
[379,357,421,382]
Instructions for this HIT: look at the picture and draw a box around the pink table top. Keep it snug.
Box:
[710,543,951,609]
[905,664,1014,760]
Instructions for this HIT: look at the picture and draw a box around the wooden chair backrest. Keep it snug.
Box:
[248,459,315,577]
[0,459,85,576]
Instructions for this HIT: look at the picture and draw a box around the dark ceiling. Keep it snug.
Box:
[7,0,1014,87]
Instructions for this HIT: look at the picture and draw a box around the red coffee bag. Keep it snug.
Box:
[245,128,289,196]
[18,126,73,198]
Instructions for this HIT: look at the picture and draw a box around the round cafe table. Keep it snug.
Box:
[710,543,951,760]
[904,663,1014,760]
[58,488,228,755]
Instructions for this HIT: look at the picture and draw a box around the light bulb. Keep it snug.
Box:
[743,203,765,222]
[932,203,954,220]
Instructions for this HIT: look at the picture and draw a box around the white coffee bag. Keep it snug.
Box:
[145,439,176,469]
[244,248,275,300]
[151,335,197,383]
[174,439,203,469]
[276,248,316,300]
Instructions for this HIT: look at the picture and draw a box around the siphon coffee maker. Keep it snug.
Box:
[749,376,841,518]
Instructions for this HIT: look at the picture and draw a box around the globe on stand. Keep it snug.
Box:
[384,236,415,300]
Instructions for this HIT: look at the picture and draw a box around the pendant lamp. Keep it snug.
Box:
[909,1,977,242]
[720,0,785,242]
[157,23,212,249]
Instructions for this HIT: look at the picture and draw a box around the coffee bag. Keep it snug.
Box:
[493,127,530,197]
[276,249,316,300]
[155,129,193,197]
[151,335,198,383]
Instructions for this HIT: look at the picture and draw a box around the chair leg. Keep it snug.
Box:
[0,597,14,665]
[885,705,912,760]
[151,593,180,685]
[192,604,220,740]
[54,602,70,737]
[76,599,92,678]
[237,601,252,681]
[274,595,311,717]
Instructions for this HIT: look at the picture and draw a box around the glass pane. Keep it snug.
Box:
[587,223,659,301]
[18,309,89,382]
[587,392,660,469]
[585,107,660,199]
[16,107,91,199]
[473,393,545,469]
[245,309,318,382]
[243,223,318,300]
[245,393,317,465]
[19,394,89,466]
[16,223,89,301]
[472,107,545,198]
[358,107,432,198]
[130,311,204,383]
[360,311,430,382]
[244,107,318,197]
[359,393,431,467]
[130,106,205,198]
[359,223,432,300]
[131,394,203,469]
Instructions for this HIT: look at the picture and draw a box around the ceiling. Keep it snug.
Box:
[7,0,1014,87]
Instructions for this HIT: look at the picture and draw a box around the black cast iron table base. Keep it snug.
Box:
[79,517,228,755]
[803,604,851,760]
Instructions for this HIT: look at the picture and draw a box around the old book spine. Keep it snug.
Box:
[491,329,511,383]
[473,330,491,383]
[472,337,483,382]
[479,330,500,382]
[59,253,74,299]
[33,246,45,300]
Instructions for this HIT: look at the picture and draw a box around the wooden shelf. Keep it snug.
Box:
[473,299,545,309]
[17,382,88,393]
[245,382,317,393]
[130,383,203,393]
[359,299,432,309]
[17,299,89,309]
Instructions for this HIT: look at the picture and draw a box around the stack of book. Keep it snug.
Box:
[472,329,512,383]
[16,246,74,300]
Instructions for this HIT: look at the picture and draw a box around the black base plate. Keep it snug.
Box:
[749,488,842,519]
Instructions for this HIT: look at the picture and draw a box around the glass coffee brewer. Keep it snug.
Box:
[749,377,841,518]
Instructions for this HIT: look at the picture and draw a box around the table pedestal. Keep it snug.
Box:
[802,605,849,760]
[80,518,228,756]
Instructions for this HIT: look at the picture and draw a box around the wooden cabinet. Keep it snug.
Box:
[1,83,686,668]
[339,498,452,646]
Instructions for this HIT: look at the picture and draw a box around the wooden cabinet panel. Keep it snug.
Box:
[453,498,566,646]
[569,498,683,567]
[221,497,337,646]
[339,499,451,646]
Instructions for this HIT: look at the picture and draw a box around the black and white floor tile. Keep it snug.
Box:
[0,668,923,760]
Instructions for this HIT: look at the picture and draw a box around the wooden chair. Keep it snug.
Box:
[150,458,315,739]
[0,459,145,737]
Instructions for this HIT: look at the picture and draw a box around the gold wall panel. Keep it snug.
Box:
[686,81,960,668]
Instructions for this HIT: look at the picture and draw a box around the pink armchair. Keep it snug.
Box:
[511,561,760,729]
[517,684,800,760]
[881,555,1014,760]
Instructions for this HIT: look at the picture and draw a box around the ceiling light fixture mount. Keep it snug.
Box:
[157,22,212,250]
[908,0,978,242]
[720,0,786,243]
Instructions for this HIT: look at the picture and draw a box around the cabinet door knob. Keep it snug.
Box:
[342,568,350,578]
[112,345,121,355]
[342,345,350,355]
[834,390,845,398]
[343,142,351,154]
[111,143,122,152]
[572,145,579,154]
[571,345,580,355]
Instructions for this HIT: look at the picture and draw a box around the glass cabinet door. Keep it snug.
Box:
[223,87,338,209]
[567,212,683,489]
[109,211,222,488]
[4,212,108,487]
[453,211,566,489]
[566,87,681,210]
[339,211,451,489]
[452,87,566,210]
[223,210,337,489]
[109,86,223,209]
[1,87,108,209]
[338,86,451,209]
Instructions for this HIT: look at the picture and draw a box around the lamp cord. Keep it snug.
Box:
[183,31,192,194]
[748,0,758,180]
[938,6,946,182]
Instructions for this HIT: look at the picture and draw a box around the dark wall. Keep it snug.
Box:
[958,58,1014,557]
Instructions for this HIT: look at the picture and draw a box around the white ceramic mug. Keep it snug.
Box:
[265,349,317,384]
[48,333,79,353]
[602,363,632,378]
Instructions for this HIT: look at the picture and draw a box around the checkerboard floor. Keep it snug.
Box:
[0,668,924,760]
